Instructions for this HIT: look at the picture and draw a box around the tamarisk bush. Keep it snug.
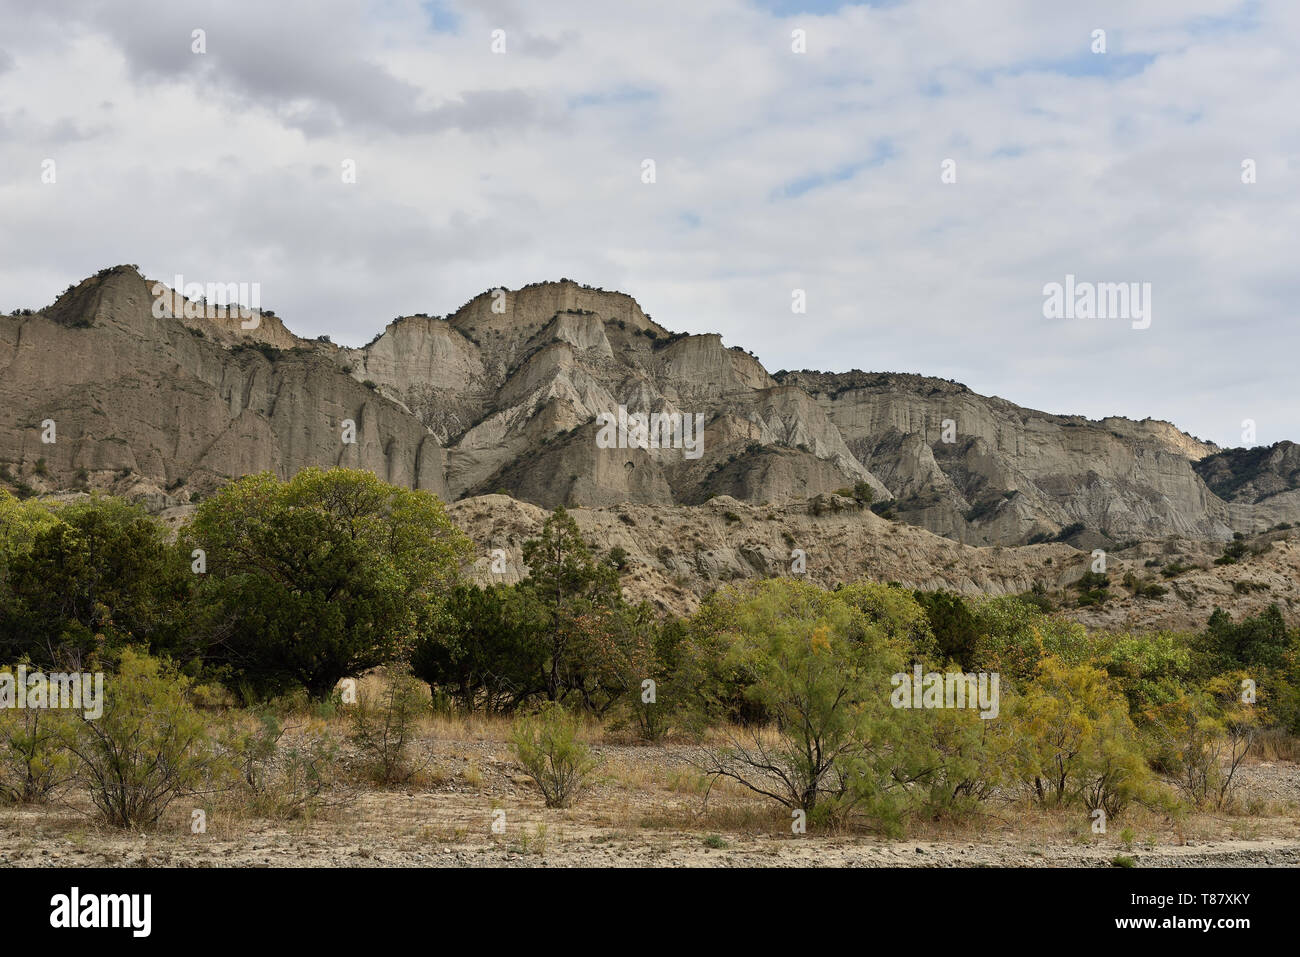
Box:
[65,649,212,828]
[510,703,598,808]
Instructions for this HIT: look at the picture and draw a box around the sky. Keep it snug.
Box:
[0,0,1296,449]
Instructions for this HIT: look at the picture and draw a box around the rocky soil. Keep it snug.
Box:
[446,493,1300,628]
[3,731,1296,869]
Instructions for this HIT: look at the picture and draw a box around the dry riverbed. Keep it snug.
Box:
[3,728,1298,868]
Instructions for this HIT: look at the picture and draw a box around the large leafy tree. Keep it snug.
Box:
[188,468,472,699]
[410,583,547,713]
[0,491,59,585]
[1011,657,1152,812]
[0,496,191,668]
[1199,605,1290,673]
[910,590,979,667]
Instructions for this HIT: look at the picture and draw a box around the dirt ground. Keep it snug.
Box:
[3,727,1298,868]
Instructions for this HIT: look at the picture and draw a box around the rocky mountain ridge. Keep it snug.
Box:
[6,265,1298,547]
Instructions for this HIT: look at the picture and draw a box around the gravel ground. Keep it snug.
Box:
[3,739,1297,868]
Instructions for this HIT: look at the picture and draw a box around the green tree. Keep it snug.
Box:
[1011,657,1154,813]
[695,580,906,823]
[189,468,472,699]
[0,496,191,668]
[970,595,1090,680]
[520,507,621,703]
[1198,605,1290,674]
[1096,630,1194,717]
[65,649,212,827]
[1150,676,1259,809]
[912,590,980,667]
[839,582,934,660]
[410,583,546,713]
[0,491,59,584]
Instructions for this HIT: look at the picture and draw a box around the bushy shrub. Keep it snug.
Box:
[0,676,73,804]
[694,580,906,826]
[0,497,192,667]
[1149,677,1258,810]
[222,711,348,819]
[1010,658,1155,815]
[65,649,211,828]
[891,695,1014,821]
[349,671,427,785]
[510,703,598,808]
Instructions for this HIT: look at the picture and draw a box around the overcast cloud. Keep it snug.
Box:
[0,0,1295,448]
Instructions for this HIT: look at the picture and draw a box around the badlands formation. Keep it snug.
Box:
[3,265,1299,627]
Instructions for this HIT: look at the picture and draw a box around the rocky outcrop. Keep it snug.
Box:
[0,267,448,506]
[1195,442,1300,503]
[3,266,1298,551]
[446,493,1300,630]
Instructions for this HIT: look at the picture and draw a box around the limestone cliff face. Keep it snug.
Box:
[3,266,1297,550]
[0,267,447,507]
[778,370,1240,544]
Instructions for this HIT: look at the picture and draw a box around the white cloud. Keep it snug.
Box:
[0,0,1294,447]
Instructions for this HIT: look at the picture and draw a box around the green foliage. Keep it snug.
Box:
[1148,676,1260,809]
[407,506,661,720]
[221,710,346,820]
[410,583,546,713]
[968,595,1091,681]
[520,506,629,706]
[510,702,598,808]
[1196,605,1290,674]
[851,481,874,506]
[1122,572,1168,599]
[348,670,427,785]
[0,491,59,584]
[0,670,73,803]
[911,591,978,666]
[1096,630,1195,715]
[1214,540,1249,565]
[188,468,472,699]
[839,582,934,659]
[1054,522,1085,541]
[1010,658,1157,816]
[0,496,192,667]
[609,615,692,741]
[65,649,211,828]
[890,689,1014,821]
[695,579,908,825]
[1073,569,1111,606]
